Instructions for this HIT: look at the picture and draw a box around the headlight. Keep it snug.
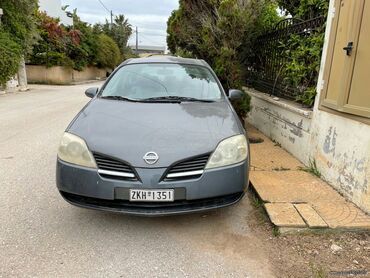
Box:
[205,134,248,169]
[58,132,97,168]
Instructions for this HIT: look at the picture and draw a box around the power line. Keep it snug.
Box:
[97,0,113,28]
[97,0,111,14]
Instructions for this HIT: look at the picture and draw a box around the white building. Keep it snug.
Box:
[129,45,166,57]
[38,0,73,26]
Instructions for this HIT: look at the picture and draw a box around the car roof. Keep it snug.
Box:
[121,56,210,68]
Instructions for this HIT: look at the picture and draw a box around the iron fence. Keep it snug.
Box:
[245,16,326,101]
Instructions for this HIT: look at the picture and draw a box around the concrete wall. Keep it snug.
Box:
[26,66,107,85]
[309,0,370,213]
[245,89,313,165]
[245,0,370,213]
[309,111,370,213]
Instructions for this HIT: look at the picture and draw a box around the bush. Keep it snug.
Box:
[95,34,121,69]
[0,0,38,84]
[0,31,22,86]
[282,32,325,106]
[29,10,127,72]
[231,93,251,120]
[167,0,281,117]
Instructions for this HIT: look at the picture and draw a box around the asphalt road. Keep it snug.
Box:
[0,83,274,278]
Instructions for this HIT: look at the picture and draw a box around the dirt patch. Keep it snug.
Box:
[246,193,370,278]
[249,136,265,144]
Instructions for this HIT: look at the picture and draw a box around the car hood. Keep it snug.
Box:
[68,98,242,168]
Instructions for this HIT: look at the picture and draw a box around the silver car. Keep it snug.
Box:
[56,56,250,216]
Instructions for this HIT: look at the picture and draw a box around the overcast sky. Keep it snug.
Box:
[60,0,179,47]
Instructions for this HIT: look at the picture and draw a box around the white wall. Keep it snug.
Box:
[245,0,370,213]
[38,0,72,26]
[310,0,370,212]
[245,89,313,165]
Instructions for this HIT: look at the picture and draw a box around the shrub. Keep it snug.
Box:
[0,0,38,84]
[29,12,121,70]
[95,34,121,69]
[167,0,281,117]
[231,93,251,120]
[0,31,22,86]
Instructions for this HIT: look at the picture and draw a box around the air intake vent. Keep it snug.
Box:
[94,153,137,181]
[164,154,210,181]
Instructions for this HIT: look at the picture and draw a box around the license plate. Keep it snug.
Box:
[129,189,174,202]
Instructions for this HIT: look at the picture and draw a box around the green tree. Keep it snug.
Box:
[94,15,132,58]
[167,0,280,89]
[277,0,329,19]
[95,34,121,69]
[29,9,123,71]
[0,32,22,85]
[0,0,38,85]
[68,9,98,70]
[0,0,38,51]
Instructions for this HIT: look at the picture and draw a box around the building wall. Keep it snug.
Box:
[245,0,370,213]
[310,0,370,213]
[38,0,73,26]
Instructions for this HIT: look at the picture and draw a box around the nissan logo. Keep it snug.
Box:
[143,152,159,165]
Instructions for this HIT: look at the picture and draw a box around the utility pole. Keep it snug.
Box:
[110,10,113,29]
[135,26,138,55]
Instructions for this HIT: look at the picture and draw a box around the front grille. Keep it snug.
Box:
[60,191,244,215]
[94,153,138,181]
[164,154,210,181]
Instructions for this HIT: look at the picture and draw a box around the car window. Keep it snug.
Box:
[101,63,222,100]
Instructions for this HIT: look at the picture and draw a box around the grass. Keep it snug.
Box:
[272,166,291,171]
[247,188,270,225]
[250,192,264,208]
[272,226,280,237]
[299,159,321,178]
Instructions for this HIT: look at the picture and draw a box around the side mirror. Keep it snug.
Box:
[228,89,244,101]
[85,87,99,98]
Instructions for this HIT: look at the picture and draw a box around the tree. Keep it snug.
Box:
[94,14,132,58]
[167,0,281,89]
[28,9,122,71]
[0,0,38,85]
[277,0,329,19]
[0,0,38,51]
[0,32,22,85]
[95,34,121,69]
[167,0,282,117]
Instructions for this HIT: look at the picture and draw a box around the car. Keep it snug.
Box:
[56,56,250,216]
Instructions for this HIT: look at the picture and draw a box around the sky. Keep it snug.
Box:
[60,0,179,47]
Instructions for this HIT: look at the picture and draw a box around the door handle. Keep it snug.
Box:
[343,42,353,56]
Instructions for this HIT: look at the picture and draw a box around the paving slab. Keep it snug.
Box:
[247,122,370,231]
[247,124,303,172]
[294,204,328,228]
[264,203,306,228]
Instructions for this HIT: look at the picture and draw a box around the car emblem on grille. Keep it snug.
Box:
[143,152,159,165]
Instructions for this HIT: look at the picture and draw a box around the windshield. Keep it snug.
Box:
[100,63,222,101]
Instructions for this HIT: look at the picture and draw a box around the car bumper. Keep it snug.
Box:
[56,158,249,216]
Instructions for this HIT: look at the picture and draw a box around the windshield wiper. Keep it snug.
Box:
[142,96,214,103]
[100,95,141,102]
